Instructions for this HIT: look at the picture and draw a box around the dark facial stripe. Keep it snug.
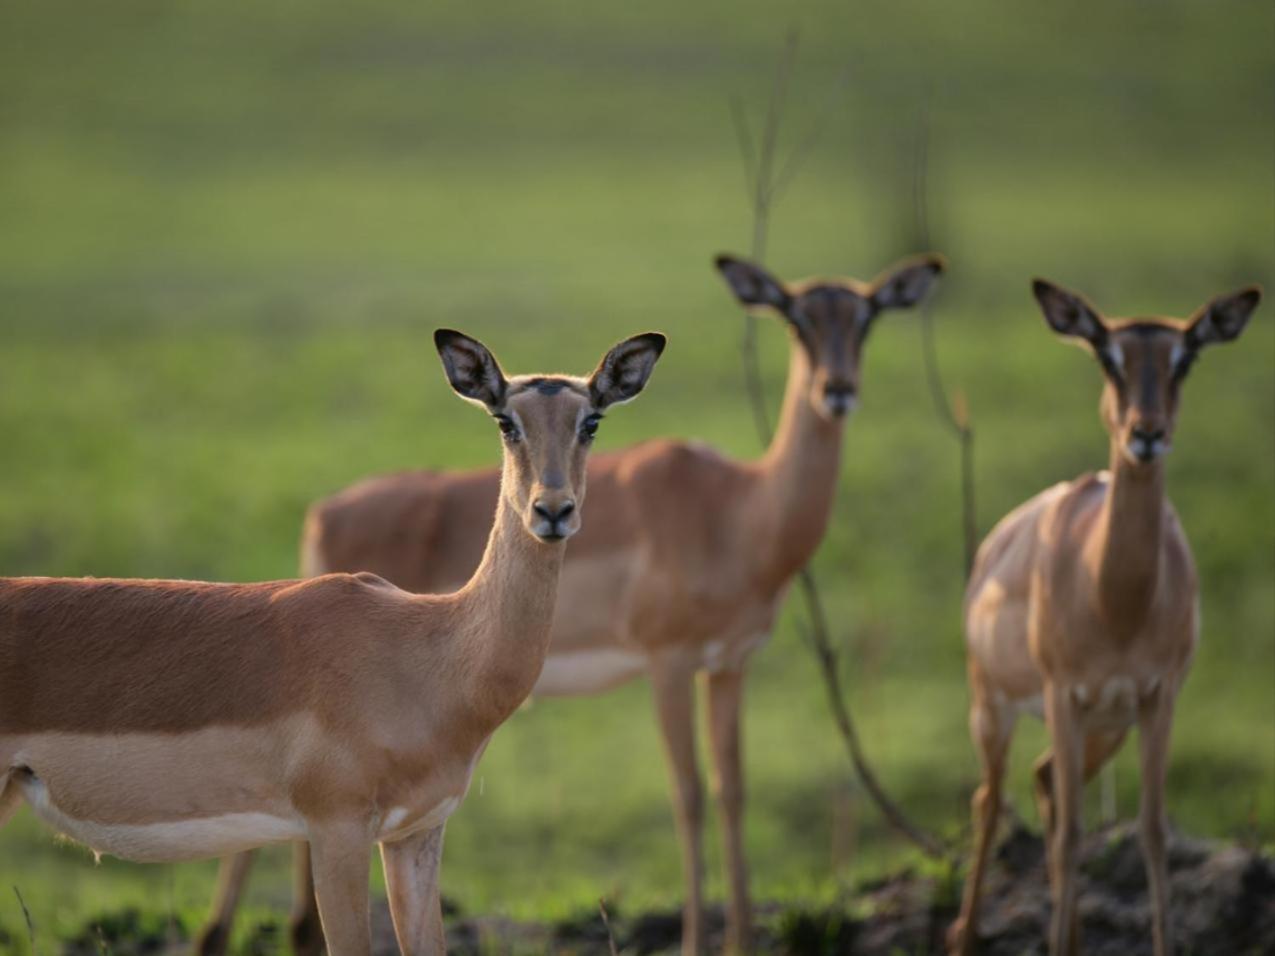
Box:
[510,377,588,397]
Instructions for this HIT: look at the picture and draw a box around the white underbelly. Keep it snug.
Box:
[533,647,647,697]
[19,773,303,863]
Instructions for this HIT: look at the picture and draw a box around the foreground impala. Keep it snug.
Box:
[948,280,1261,956]
[0,328,665,956]
[201,253,945,956]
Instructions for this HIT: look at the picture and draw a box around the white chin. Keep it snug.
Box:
[822,397,856,419]
[1124,440,1167,465]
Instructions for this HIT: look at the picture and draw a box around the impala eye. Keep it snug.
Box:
[494,414,521,443]
[579,413,602,442]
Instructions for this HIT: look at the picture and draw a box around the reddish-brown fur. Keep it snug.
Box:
[201,253,946,956]
[948,280,1261,956]
[0,328,665,956]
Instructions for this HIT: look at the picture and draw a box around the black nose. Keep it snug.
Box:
[824,384,856,400]
[1132,426,1165,443]
[533,500,575,523]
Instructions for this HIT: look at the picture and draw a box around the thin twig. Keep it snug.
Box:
[910,88,978,577]
[13,886,37,956]
[731,34,949,860]
[598,899,620,956]
[795,577,948,857]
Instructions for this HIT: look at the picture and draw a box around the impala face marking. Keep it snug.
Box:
[436,330,665,542]
[1032,279,1262,467]
[715,252,946,422]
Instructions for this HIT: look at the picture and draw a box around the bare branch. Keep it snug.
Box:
[910,86,979,577]
[729,33,950,861]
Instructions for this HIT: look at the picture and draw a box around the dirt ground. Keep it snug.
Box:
[66,824,1275,955]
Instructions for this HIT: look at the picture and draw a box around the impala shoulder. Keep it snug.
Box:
[617,437,736,483]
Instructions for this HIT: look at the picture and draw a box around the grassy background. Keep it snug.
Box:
[0,0,1271,951]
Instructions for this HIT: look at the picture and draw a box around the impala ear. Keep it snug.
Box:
[869,254,946,311]
[434,329,508,409]
[1185,285,1261,351]
[714,254,792,314]
[589,332,666,409]
[1031,279,1110,349]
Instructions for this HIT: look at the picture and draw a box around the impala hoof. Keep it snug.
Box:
[945,916,972,955]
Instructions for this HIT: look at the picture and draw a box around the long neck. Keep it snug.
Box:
[454,462,565,719]
[754,340,845,581]
[1091,439,1165,634]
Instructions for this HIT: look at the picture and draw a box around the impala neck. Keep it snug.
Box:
[1091,439,1165,635]
[755,339,844,581]
[456,460,566,719]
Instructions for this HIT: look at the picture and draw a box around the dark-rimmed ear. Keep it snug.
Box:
[869,254,946,311]
[1184,285,1261,351]
[1031,279,1110,349]
[589,332,666,409]
[714,254,792,314]
[434,329,508,409]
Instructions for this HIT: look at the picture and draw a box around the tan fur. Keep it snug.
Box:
[201,253,945,956]
[949,282,1261,956]
[1,330,664,956]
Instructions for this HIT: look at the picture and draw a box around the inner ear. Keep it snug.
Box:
[869,254,945,311]
[434,329,508,408]
[714,254,792,314]
[1032,279,1109,349]
[1187,285,1262,349]
[589,332,666,409]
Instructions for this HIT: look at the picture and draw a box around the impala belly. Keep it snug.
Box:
[19,773,301,862]
[534,647,647,696]
[5,723,312,863]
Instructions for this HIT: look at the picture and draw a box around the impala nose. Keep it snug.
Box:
[532,499,577,540]
[822,384,857,417]
[1128,426,1167,463]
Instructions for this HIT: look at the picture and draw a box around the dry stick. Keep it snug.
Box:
[909,92,978,578]
[598,899,620,956]
[12,886,37,956]
[731,35,948,860]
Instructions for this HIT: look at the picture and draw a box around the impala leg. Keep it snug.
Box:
[380,824,448,955]
[194,852,256,956]
[706,668,752,956]
[650,652,706,956]
[1043,684,1084,956]
[309,823,372,956]
[1137,689,1175,956]
[948,700,1013,956]
[289,843,325,956]
[1033,726,1128,888]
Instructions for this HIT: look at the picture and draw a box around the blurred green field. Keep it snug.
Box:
[1,0,1272,951]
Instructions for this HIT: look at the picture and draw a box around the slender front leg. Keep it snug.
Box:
[309,822,373,956]
[948,700,1013,956]
[650,650,706,956]
[706,667,752,956]
[290,843,325,956]
[195,852,256,956]
[1044,683,1085,956]
[380,825,448,956]
[1137,688,1176,956]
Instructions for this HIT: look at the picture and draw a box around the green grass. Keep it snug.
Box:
[1,0,1272,951]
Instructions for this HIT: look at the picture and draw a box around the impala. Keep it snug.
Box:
[0,328,665,956]
[948,280,1261,955]
[200,253,945,956]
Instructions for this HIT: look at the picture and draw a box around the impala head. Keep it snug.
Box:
[435,329,665,542]
[714,252,945,421]
[1032,279,1261,466]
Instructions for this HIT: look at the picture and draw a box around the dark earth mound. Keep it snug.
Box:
[62,825,1274,955]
